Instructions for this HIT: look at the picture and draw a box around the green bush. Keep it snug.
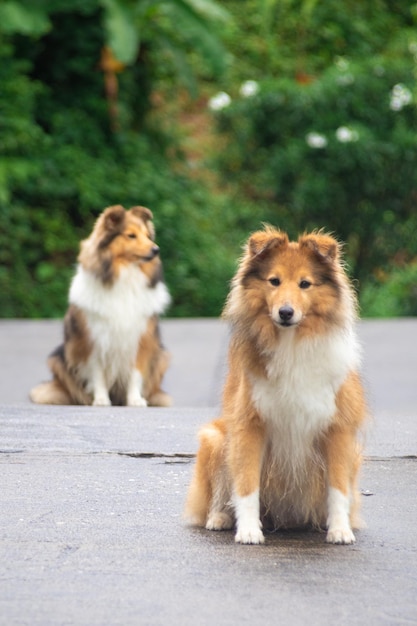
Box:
[0,116,239,317]
[360,263,417,317]
[0,2,238,318]
[2,1,416,319]
[213,56,417,285]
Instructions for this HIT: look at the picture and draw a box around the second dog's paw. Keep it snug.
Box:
[127,395,147,407]
[326,527,356,545]
[93,395,111,407]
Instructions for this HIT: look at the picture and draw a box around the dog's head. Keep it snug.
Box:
[79,205,162,285]
[225,227,354,336]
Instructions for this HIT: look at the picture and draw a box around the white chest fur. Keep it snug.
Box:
[251,327,361,465]
[69,264,170,387]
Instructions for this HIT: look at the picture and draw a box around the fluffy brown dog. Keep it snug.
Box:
[30,205,172,407]
[185,227,367,544]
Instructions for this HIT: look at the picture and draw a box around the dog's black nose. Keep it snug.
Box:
[151,245,160,257]
[279,306,294,322]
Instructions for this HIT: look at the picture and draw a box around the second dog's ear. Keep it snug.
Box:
[103,205,126,231]
[130,206,155,240]
[130,206,153,222]
[299,233,339,262]
[249,230,289,259]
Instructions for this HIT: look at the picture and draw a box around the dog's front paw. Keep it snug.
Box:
[235,521,265,545]
[206,512,234,531]
[93,394,111,407]
[326,527,356,545]
[127,393,147,407]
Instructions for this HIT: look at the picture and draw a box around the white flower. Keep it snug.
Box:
[335,57,350,71]
[373,65,385,77]
[208,91,231,111]
[408,41,417,56]
[239,80,259,97]
[390,84,412,111]
[336,73,354,86]
[335,126,359,143]
[305,132,328,149]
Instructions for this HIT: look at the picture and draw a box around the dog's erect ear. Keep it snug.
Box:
[103,205,126,231]
[299,233,339,262]
[249,230,289,260]
[130,206,155,239]
[130,206,153,222]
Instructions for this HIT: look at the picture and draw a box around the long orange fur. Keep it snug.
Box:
[185,227,367,544]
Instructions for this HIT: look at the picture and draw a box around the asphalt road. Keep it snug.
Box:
[0,318,416,625]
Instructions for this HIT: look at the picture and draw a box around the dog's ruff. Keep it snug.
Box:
[185,227,368,545]
[30,205,172,407]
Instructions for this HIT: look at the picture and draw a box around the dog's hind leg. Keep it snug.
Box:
[137,316,172,407]
[30,346,90,405]
[30,379,72,405]
[48,347,91,405]
[185,420,228,528]
[206,474,234,531]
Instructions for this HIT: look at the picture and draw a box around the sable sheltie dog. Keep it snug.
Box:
[30,205,172,407]
[185,227,367,545]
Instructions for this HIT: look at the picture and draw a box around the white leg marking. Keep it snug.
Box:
[233,490,264,545]
[91,367,111,406]
[326,487,355,544]
[126,369,147,407]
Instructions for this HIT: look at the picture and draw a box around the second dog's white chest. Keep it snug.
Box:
[69,264,170,385]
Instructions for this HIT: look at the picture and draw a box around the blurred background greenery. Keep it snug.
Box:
[0,0,416,318]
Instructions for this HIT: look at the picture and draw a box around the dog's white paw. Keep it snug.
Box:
[326,527,356,545]
[127,395,147,407]
[233,490,264,544]
[326,487,356,545]
[206,512,234,531]
[235,521,265,545]
[93,394,111,406]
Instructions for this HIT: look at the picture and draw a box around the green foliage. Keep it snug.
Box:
[360,263,417,317]
[220,0,415,81]
[211,1,417,318]
[0,1,51,36]
[100,0,230,83]
[213,54,417,285]
[0,0,236,318]
[1,0,417,319]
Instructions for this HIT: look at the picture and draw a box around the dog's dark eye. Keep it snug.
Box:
[299,280,312,289]
[269,277,281,287]
[127,233,137,239]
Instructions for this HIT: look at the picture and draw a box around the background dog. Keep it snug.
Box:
[30,204,172,407]
[185,227,368,544]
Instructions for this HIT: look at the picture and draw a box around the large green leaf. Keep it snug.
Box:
[0,1,51,36]
[179,0,230,22]
[161,0,229,76]
[100,0,140,64]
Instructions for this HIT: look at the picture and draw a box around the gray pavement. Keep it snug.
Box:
[0,318,417,625]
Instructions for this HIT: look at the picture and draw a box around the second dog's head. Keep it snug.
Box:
[79,205,162,285]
